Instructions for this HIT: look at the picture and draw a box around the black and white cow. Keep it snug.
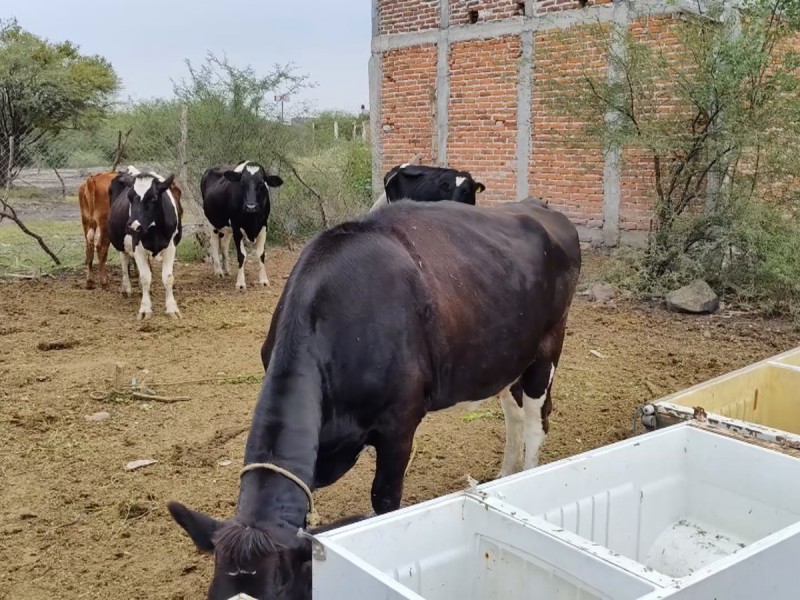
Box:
[168,198,581,600]
[200,161,284,291]
[370,164,486,211]
[108,166,183,319]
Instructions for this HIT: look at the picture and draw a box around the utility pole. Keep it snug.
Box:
[275,94,290,122]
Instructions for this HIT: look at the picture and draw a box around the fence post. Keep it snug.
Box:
[3,136,13,200]
[179,105,190,201]
[334,121,339,140]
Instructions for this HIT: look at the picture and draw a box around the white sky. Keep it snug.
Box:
[10,0,371,114]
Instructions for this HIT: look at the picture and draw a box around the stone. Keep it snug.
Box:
[125,459,157,472]
[589,283,616,304]
[666,280,720,314]
[85,411,111,422]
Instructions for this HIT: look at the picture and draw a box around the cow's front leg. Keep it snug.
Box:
[371,431,416,515]
[254,226,269,287]
[161,241,181,318]
[233,229,247,292]
[120,251,132,297]
[133,245,153,320]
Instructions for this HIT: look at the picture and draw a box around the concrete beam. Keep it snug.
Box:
[436,0,450,167]
[601,0,629,247]
[369,0,383,199]
[372,0,706,53]
[516,30,534,201]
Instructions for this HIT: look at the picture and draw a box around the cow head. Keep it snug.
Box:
[127,173,176,236]
[224,162,284,214]
[168,504,366,600]
[450,174,486,205]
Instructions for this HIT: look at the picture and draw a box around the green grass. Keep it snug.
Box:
[0,219,91,275]
[0,220,210,276]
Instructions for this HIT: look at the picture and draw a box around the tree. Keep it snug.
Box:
[0,19,119,185]
[547,0,800,313]
[0,19,118,266]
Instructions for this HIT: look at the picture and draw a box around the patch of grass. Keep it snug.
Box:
[461,409,503,423]
[7,186,49,200]
[0,219,95,276]
[176,232,206,263]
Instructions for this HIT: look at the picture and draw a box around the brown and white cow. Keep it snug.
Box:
[167,197,581,600]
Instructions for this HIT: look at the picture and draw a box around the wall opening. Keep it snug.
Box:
[468,9,480,23]
[578,0,589,6]
[517,2,526,15]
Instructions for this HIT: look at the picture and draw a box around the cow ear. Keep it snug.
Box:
[475,182,486,194]
[167,502,222,553]
[156,174,175,191]
[264,175,284,188]
[224,170,243,183]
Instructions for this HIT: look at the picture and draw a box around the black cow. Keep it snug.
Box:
[108,166,183,320]
[200,160,284,291]
[370,164,486,211]
[167,198,581,600]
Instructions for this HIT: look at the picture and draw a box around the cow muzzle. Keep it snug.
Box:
[243,204,259,214]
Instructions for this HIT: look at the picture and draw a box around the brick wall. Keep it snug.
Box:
[381,46,439,168]
[374,0,702,241]
[620,15,692,231]
[530,26,607,227]
[379,0,439,34]
[449,36,520,203]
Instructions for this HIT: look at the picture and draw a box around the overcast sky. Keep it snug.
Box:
[10,0,371,114]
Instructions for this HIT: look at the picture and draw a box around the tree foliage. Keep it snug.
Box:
[0,19,118,183]
[546,0,800,314]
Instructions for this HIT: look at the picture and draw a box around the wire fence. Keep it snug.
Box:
[0,107,373,274]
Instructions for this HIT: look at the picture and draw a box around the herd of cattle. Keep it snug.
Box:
[75,159,581,599]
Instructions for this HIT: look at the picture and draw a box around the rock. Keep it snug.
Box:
[666,280,720,314]
[588,283,616,304]
[218,460,232,467]
[85,411,111,422]
[125,459,157,472]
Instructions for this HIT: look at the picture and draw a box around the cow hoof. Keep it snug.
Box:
[86,280,95,290]
[100,281,109,290]
[167,311,182,320]
[258,279,270,287]
[214,271,225,279]
[138,310,153,321]
[122,290,131,298]
[236,285,247,293]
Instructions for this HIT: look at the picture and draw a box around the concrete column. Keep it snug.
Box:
[436,0,450,167]
[369,0,383,198]
[516,30,534,200]
[602,0,628,247]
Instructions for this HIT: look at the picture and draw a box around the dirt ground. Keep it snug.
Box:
[1,248,799,600]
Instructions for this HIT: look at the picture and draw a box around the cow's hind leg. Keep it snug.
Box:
[208,226,224,278]
[517,318,568,470]
[83,221,96,289]
[96,231,110,289]
[498,387,524,478]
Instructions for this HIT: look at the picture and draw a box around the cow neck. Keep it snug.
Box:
[235,362,322,530]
